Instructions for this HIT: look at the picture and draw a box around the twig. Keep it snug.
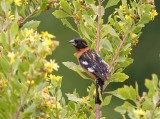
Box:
[109,35,128,68]
[18,5,39,26]
[96,0,102,119]
[109,26,133,69]
[96,0,102,53]
[14,84,31,119]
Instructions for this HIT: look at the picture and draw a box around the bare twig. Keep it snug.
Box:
[96,0,102,119]
[14,84,31,119]
[96,0,102,53]
[109,26,133,69]
[18,5,39,26]
[109,35,128,69]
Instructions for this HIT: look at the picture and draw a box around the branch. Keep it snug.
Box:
[109,27,133,69]
[96,0,102,53]
[96,0,102,119]
[18,5,39,26]
[14,84,31,119]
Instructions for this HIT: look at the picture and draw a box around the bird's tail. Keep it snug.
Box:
[95,78,104,105]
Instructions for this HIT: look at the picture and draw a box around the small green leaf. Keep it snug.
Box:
[139,13,151,24]
[63,62,90,79]
[10,22,19,40]
[60,0,72,14]
[104,24,119,38]
[101,39,113,52]
[61,19,77,32]
[117,85,136,102]
[102,95,112,106]
[111,72,129,82]
[66,94,82,102]
[0,31,8,50]
[53,10,69,18]
[105,0,120,8]
[22,20,40,30]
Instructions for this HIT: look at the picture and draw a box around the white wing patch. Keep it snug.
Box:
[88,67,94,72]
[82,61,88,65]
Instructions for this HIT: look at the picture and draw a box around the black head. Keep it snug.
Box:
[69,38,88,49]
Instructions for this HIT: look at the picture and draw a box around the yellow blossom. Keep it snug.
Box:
[6,11,14,20]
[44,60,59,73]
[27,80,34,85]
[131,33,138,39]
[14,0,22,6]
[119,5,125,11]
[24,29,34,37]
[81,96,89,103]
[0,79,7,90]
[150,10,158,20]
[8,52,16,64]
[48,74,62,81]
[134,109,146,115]
[118,22,125,29]
[42,87,49,93]
[125,15,131,20]
[41,31,55,39]
[42,39,52,47]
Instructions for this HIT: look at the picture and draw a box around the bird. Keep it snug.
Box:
[69,38,110,104]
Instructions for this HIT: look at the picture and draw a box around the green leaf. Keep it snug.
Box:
[139,13,151,24]
[103,24,119,38]
[61,19,77,32]
[117,85,136,102]
[78,24,90,39]
[105,0,120,8]
[145,74,158,97]
[63,62,90,79]
[111,72,129,82]
[66,94,82,102]
[101,39,113,52]
[22,20,40,30]
[60,0,72,14]
[0,31,8,50]
[102,95,112,106]
[10,22,19,40]
[53,10,69,18]
[114,102,134,114]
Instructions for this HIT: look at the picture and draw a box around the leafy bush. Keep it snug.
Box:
[0,0,159,119]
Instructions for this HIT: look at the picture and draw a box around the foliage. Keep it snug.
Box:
[0,0,159,119]
[53,0,159,118]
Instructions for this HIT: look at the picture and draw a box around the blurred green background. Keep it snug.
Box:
[34,1,160,118]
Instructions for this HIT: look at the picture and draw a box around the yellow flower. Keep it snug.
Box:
[42,39,52,47]
[44,60,59,73]
[27,80,34,85]
[131,33,138,39]
[119,5,125,11]
[134,109,146,115]
[41,31,55,39]
[14,0,22,6]
[6,11,14,20]
[125,15,131,20]
[81,96,89,103]
[150,10,158,20]
[8,52,16,64]
[0,79,7,90]
[118,22,125,29]
[48,74,62,81]
[42,87,49,93]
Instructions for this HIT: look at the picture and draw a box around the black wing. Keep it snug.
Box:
[79,49,110,81]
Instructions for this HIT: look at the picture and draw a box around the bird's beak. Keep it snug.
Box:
[69,39,76,46]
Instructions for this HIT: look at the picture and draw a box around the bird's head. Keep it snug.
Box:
[69,38,88,49]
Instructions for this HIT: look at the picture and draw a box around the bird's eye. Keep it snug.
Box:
[75,40,78,43]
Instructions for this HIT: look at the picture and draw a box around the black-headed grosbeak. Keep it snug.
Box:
[69,38,110,104]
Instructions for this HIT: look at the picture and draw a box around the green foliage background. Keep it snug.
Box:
[33,0,160,118]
